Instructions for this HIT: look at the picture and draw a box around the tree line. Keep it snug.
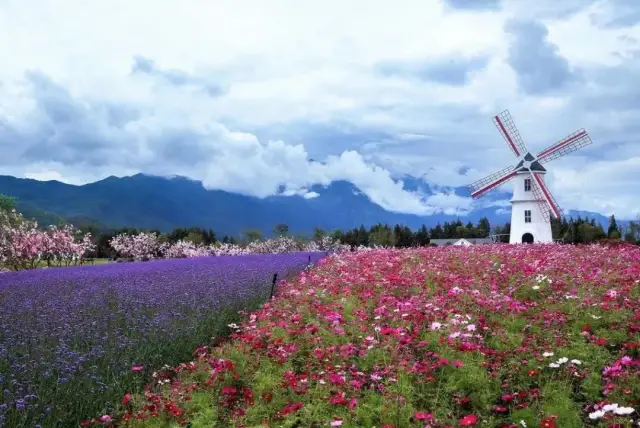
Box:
[551,214,640,244]
[3,194,638,260]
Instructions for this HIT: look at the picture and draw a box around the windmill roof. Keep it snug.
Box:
[514,152,546,172]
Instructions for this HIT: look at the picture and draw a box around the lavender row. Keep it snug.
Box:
[0,252,325,427]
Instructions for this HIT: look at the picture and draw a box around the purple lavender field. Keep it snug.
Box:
[0,252,324,428]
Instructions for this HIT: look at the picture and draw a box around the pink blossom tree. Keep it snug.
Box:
[109,232,165,261]
[1,209,95,271]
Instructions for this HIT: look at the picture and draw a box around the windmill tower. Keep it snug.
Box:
[467,110,593,244]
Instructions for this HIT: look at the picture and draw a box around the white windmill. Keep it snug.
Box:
[467,110,593,244]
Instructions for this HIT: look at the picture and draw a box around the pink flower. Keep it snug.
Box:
[329,373,345,385]
[221,386,237,395]
[131,365,144,372]
[99,415,112,423]
[414,412,433,421]
[331,419,343,426]
[459,414,478,426]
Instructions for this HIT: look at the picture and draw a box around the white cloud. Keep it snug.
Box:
[303,191,320,199]
[550,156,640,218]
[0,0,639,218]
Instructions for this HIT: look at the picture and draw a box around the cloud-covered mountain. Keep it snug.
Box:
[0,174,617,236]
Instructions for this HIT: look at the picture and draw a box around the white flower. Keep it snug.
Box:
[570,359,582,365]
[613,406,635,415]
[602,403,618,412]
[542,352,554,357]
[549,363,560,368]
[589,410,606,419]
[557,357,569,364]
[591,315,602,319]
[430,322,442,331]
[532,285,540,290]
[519,421,527,427]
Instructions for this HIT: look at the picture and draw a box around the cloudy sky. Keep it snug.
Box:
[1,0,639,218]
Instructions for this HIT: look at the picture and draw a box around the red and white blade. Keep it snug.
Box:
[493,110,528,157]
[467,166,517,199]
[536,129,592,164]
[530,172,563,222]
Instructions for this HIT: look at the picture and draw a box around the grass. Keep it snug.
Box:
[35,258,111,268]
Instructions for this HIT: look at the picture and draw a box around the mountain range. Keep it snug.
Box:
[0,174,616,236]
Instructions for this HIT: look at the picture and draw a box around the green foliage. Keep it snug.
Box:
[552,216,607,243]
[340,218,491,248]
[273,223,289,236]
[540,382,583,427]
[243,229,263,243]
[184,231,204,245]
[0,193,17,212]
[608,214,620,238]
[312,227,326,241]
[369,223,396,247]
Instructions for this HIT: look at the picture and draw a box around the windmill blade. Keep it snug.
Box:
[529,172,563,222]
[493,110,528,157]
[536,129,592,164]
[467,165,517,199]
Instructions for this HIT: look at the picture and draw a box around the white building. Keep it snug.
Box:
[429,238,495,247]
[509,156,553,244]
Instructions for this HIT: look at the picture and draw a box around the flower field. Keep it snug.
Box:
[0,252,324,428]
[96,245,639,427]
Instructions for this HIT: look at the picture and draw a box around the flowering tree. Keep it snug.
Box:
[108,233,351,262]
[0,209,95,271]
[42,225,96,267]
[0,211,44,270]
[303,235,351,252]
[109,232,165,261]
[162,240,211,259]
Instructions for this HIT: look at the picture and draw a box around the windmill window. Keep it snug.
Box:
[524,210,532,223]
[524,178,531,192]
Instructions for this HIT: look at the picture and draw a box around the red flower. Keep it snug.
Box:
[122,392,132,406]
[280,401,304,416]
[540,418,556,428]
[459,414,478,426]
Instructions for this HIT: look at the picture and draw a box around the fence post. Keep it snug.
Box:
[269,273,278,300]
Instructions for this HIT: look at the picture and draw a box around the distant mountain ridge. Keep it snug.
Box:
[0,174,617,236]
